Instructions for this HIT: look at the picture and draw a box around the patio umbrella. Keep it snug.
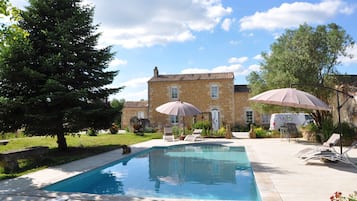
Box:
[249,88,331,111]
[156,101,201,134]
[156,101,201,116]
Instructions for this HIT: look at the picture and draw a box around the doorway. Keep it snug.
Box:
[211,109,220,131]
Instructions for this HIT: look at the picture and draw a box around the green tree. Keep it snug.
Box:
[0,0,28,134]
[0,0,122,150]
[247,23,354,124]
[110,98,125,127]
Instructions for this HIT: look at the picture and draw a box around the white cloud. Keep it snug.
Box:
[85,0,232,48]
[121,77,151,88]
[108,76,150,101]
[242,64,261,75]
[110,58,128,67]
[229,40,240,46]
[253,54,263,60]
[181,64,246,77]
[110,89,148,101]
[181,68,212,74]
[228,56,248,64]
[212,64,243,73]
[339,45,357,65]
[105,58,128,71]
[240,0,355,31]
[221,18,234,31]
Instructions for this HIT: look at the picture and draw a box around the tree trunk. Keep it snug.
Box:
[56,131,68,151]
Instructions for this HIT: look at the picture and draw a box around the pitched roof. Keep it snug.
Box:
[149,72,234,82]
[124,101,148,108]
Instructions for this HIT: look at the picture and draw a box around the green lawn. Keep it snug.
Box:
[0,132,162,180]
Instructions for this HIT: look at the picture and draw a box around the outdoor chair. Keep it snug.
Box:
[301,141,357,168]
[184,129,203,141]
[296,133,340,158]
[163,127,175,142]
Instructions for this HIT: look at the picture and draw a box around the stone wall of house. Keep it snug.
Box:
[121,101,148,130]
[234,87,266,128]
[148,77,235,130]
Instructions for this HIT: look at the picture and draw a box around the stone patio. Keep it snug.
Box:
[0,137,356,201]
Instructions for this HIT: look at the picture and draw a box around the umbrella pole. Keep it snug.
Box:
[336,90,356,154]
[182,116,185,135]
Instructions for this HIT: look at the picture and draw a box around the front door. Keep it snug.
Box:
[211,109,220,131]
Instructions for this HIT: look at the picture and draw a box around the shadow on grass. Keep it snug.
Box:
[0,144,123,180]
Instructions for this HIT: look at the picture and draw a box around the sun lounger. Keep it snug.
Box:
[299,139,357,168]
[184,129,203,141]
[296,133,340,158]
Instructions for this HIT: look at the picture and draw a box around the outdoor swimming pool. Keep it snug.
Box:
[44,144,261,200]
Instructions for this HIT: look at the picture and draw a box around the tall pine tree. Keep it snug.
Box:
[0,0,122,150]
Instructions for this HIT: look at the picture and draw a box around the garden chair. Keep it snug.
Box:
[163,127,175,142]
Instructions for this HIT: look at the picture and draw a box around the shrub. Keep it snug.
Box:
[109,124,118,134]
[231,123,250,132]
[172,126,181,137]
[193,121,211,130]
[339,122,356,145]
[321,117,334,142]
[144,127,155,133]
[302,123,319,132]
[211,127,226,137]
[254,127,271,138]
[201,128,210,136]
[86,128,97,136]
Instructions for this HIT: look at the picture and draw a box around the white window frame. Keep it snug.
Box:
[137,111,145,119]
[211,85,219,99]
[261,114,270,124]
[170,86,179,100]
[245,109,254,125]
[170,115,179,124]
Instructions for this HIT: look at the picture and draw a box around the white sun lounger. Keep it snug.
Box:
[184,129,203,141]
[302,141,357,168]
[296,133,340,158]
[297,133,357,168]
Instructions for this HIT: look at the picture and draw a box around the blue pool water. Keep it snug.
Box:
[44,144,261,200]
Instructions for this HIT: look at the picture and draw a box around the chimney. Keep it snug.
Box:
[153,66,159,77]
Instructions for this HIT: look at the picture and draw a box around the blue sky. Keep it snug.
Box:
[10,0,357,101]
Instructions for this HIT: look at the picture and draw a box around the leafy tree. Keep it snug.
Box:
[247,23,354,125]
[0,0,28,134]
[110,98,125,127]
[0,0,122,150]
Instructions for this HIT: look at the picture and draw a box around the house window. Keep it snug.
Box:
[170,115,179,124]
[137,111,145,119]
[170,86,178,100]
[261,114,270,125]
[211,85,219,99]
[245,109,254,125]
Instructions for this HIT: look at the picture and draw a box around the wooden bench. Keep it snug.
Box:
[0,140,9,145]
[0,146,49,173]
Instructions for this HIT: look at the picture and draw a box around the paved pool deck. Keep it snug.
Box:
[0,137,356,201]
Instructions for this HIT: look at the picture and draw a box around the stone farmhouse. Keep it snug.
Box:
[122,67,269,131]
[121,69,357,134]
